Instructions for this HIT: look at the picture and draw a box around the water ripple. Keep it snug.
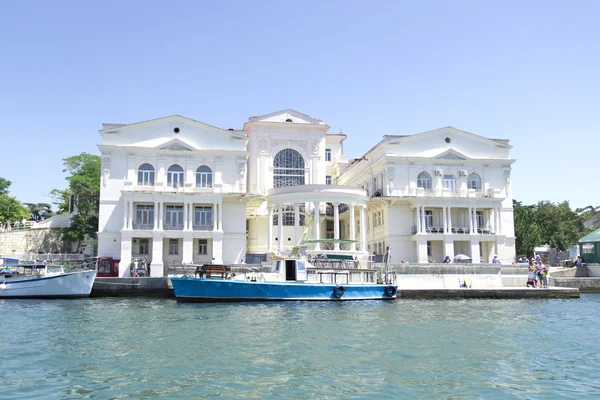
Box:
[1,295,599,398]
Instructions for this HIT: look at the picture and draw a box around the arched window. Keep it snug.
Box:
[196,165,212,188]
[443,174,456,191]
[273,149,305,188]
[417,172,432,191]
[468,173,481,191]
[137,163,155,186]
[167,164,184,188]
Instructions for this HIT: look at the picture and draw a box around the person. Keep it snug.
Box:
[132,259,139,278]
[82,260,88,269]
[527,261,537,288]
[518,257,523,263]
[492,255,501,264]
[540,263,549,288]
[443,255,451,263]
[536,262,545,288]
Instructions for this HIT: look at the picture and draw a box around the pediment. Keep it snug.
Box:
[156,139,195,152]
[248,109,327,125]
[435,149,469,160]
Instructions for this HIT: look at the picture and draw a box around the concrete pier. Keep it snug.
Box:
[90,277,580,299]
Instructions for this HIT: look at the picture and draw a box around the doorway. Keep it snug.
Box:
[285,260,297,281]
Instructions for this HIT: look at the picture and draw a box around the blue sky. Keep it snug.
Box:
[1,0,598,210]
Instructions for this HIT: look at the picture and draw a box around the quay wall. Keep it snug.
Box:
[388,264,507,289]
[0,229,72,255]
[91,277,173,297]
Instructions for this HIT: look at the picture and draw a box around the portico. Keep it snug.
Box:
[265,185,368,256]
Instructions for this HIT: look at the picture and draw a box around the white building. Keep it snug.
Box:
[97,110,516,276]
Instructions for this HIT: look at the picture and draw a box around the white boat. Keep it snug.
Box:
[0,260,97,298]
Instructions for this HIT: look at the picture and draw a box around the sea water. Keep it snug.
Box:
[1,295,600,399]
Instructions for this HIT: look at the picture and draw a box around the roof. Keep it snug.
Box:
[579,228,600,243]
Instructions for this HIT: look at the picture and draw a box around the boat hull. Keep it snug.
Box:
[171,278,397,302]
[0,270,97,299]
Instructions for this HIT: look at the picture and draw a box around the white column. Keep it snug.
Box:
[468,207,474,234]
[473,206,479,235]
[158,202,163,230]
[294,203,300,244]
[448,206,452,233]
[128,201,134,230]
[267,205,274,253]
[497,207,502,235]
[349,204,356,251]
[414,208,419,234]
[188,202,194,231]
[419,206,425,234]
[212,202,217,231]
[313,202,321,250]
[122,198,128,230]
[492,207,497,234]
[183,201,188,231]
[218,201,223,231]
[359,205,367,252]
[442,206,447,234]
[277,204,283,253]
[153,201,159,230]
[333,202,340,250]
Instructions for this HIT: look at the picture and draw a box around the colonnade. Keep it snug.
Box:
[267,202,367,253]
[415,205,502,235]
[122,199,224,231]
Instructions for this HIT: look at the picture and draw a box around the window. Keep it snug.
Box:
[198,239,208,255]
[137,163,155,186]
[273,149,305,188]
[272,205,305,226]
[417,172,432,191]
[138,239,150,255]
[194,206,212,228]
[468,173,481,191]
[425,210,433,231]
[167,165,184,188]
[135,205,154,226]
[165,206,183,228]
[196,165,213,188]
[443,174,456,191]
[427,241,432,256]
[168,239,179,255]
[326,220,334,239]
[326,175,332,185]
[476,211,484,230]
[325,148,332,162]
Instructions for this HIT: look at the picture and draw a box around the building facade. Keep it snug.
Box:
[97,110,516,276]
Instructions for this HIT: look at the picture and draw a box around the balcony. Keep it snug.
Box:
[132,223,153,230]
[164,223,184,231]
[411,225,496,235]
[193,224,212,231]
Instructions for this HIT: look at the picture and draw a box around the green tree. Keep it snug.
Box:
[0,177,11,195]
[0,177,29,222]
[534,201,585,251]
[24,202,54,220]
[513,200,541,256]
[53,153,101,244]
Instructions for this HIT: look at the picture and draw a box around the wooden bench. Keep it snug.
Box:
[202,264,230,279]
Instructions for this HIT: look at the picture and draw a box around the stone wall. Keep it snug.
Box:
[0,229,73,255]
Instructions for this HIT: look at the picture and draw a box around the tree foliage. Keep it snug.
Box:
[53,153,101,242]
[0,178,29,222]
[514,199,588,255]
[24,202,54,220]
[0,177,11,195]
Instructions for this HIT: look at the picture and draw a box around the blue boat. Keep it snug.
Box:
[171,243,398,302]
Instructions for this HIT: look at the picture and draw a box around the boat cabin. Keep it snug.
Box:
[271,259,308,282]
[0,264,65,279]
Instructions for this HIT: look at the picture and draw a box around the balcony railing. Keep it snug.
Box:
[133,223,153,230]
[193,224,212,231]
[411,225,496,235]
[164,223,184,231]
